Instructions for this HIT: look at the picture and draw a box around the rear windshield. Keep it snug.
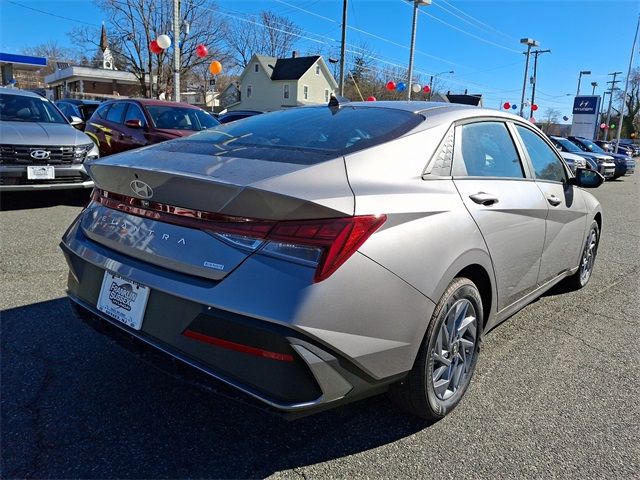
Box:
[0,93,67,124]
[186,106,423,164]
[146,106,219,131]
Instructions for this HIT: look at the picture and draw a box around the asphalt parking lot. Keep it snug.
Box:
[1,176,639,479]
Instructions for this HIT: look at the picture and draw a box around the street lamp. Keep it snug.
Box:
[576,70,591,96]
[519,38,539,117]
[590,81,598,95]
[407,0,431,101]
[428,70,454,100]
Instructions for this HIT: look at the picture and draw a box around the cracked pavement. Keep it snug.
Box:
[1,175,639,479]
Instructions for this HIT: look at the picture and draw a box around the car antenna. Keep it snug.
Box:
[328,93,350,108]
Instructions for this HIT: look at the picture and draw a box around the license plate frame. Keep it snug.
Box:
[27,165,55,180]
[96,271,150,330]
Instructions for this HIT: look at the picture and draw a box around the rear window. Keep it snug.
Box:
[187,106,423,164]
[146,106,219,131]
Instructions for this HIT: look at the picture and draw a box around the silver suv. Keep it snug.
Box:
[0,88,99,191]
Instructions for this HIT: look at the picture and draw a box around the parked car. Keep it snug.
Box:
[549,135,615,179]
[568,136,634,178]
[84,98,219,157]
[615,139,640,156]
[609,142,634,157]
[594,140,613,152]
[62,102,604,421]
[0,88,98,191]
[556,151,586,173]
[55,99,101,130]
[216,109,263,124]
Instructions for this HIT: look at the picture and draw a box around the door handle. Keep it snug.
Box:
[469,192,499,206]
[547,195,562,206]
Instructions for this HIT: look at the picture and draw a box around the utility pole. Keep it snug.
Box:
[407,1,431,101]
[529,49,550,120]
[173,0,180,102]
[604,71,623,141]
[339,0,347,96]
[519,38,539,117]
[614,14,640,153]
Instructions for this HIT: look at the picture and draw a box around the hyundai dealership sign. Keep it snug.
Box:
[570,95,601,139]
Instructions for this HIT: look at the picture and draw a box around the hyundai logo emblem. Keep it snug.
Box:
[130,180,153,199]
[30,150,50,160]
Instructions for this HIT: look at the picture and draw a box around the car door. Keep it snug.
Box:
[514,125,588,284]
[100,101,129,155]
[452,120,548,311]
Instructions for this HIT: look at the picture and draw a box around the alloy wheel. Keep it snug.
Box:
[579,228,598,285]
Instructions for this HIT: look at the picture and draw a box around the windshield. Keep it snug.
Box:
[578,138,606,153]
[0,93,67,124]
[146,106,219,131]
[187,106,424,165]
[553,137,583,153]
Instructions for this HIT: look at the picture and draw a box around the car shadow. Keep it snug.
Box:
[0,190,90,212]
[1,298,427,479]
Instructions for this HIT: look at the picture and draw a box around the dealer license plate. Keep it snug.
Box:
[96,271,150,330]
[27,165,55,180]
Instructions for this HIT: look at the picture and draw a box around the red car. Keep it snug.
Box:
[84,99,219,156]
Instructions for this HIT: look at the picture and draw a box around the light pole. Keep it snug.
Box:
[591,81,598,95]
[428,70,453,101]
[407,0,431,101]
[339,0,348,96]
[576,70,591,96]
[614,14,639,153]
[519,38,539,117]
[173,0,180,102]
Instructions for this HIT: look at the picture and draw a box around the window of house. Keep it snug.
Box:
[324,89,330,102]
[303,85,309,100]
[254,63,259,73]
[247,85,253,99]
[315,64,320,75]
[283,84,290,99]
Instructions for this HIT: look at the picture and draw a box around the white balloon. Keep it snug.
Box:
[157,34,171,49]
[411,83,422,93]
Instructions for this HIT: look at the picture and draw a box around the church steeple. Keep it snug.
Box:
[99,22,114,70]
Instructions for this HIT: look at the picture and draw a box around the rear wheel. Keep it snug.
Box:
[392,277,482,421]
[565,220,599,289]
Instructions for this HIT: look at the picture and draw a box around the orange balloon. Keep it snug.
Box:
[209,60,222,75]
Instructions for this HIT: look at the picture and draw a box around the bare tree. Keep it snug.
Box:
[70,0,228,97]
[616,67,640,138]
[540,107,561,134]
[22,41,77,77]
[226,10,301,68]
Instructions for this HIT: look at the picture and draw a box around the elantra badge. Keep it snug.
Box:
[130,180,153,199]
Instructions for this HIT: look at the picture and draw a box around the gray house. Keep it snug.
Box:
[227,53,338,112]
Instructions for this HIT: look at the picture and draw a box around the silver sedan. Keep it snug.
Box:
[61,101,603,420]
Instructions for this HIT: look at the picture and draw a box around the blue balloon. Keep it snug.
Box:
[511,104,517,110]
[396,82,406,92]
[563,116,569,121]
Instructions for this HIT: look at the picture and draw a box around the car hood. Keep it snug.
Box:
[0,121,92,146]
[559,152,585,162]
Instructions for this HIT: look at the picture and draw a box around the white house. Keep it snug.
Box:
[227,53,338,112]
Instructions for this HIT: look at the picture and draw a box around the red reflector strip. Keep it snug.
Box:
[182,329,294,362]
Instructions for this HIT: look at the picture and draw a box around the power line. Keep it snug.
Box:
[438,0,519,43]
[5,0,100,27]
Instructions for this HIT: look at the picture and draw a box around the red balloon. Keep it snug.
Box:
[386,81,396,91]
[367,96,377,102]
[531,104,539,111]
[195,44,208,58]
[422,85,431,93]
[503,102,511,110]
[150,40,162,54]
[600,123,606,129]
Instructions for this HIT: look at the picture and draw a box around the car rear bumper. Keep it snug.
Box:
[0,164,93,191]
[624,158,635,175]
[60,217,430,413]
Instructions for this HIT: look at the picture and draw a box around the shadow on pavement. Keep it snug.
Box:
[1,298,427,479]
[0,189,90,212]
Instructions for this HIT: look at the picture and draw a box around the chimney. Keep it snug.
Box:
[292,51,298,58]
[464,88,468,95]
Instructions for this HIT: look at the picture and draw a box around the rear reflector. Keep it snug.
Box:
[182,329,294,362]
[93,189,386,282]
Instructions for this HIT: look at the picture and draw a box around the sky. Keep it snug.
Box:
[1,0,639,120]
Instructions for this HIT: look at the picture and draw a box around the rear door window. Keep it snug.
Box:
[105,102,127,124]
[454,121,524,178]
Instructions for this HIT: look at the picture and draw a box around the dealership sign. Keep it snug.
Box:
[570,95,602,139]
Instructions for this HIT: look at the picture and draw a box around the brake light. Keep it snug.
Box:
[93,189,386,282]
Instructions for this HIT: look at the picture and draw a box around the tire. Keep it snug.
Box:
[391,277,483,421]
[565,220,599,289]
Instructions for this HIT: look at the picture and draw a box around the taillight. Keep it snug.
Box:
[93,189,386,282]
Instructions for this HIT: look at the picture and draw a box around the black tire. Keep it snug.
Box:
[565,220,599,289]
[391,277,483,421]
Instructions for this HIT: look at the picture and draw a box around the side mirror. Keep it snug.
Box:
[69,115,84,130]
[570,167,604,188]
[125,119,143,129]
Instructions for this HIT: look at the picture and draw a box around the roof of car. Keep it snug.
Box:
[0,87,47,99]
[108,98,202,109]
[56,99,100,105]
